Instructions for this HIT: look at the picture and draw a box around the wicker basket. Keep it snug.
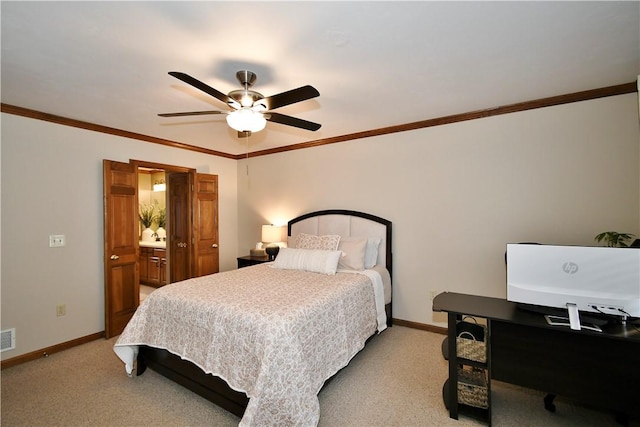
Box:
[457,367,488,409]
[456,332,486,363]
[456,319,487,363]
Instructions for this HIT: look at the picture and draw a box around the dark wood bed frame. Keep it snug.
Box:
[136,209,393,418]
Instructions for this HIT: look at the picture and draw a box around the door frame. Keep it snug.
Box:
[103,159,219,338]
[134,160,195,283]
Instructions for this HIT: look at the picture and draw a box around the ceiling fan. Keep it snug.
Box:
[159,71,321,135]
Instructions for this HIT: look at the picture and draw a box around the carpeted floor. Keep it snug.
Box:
[1,326,633,426]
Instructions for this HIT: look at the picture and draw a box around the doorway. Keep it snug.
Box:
[137,167,169,293]
[103,159,219,338]
[137,164,192,290]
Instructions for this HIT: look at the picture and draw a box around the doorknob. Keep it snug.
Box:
[110,255,119,260]
[212,244,218,248]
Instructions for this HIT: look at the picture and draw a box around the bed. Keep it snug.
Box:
[113,209,392,426]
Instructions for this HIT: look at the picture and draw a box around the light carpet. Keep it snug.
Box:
[1,326,632,426]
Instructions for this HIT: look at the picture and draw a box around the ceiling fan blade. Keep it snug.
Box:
[168,71,233,106]
[267,112,321,131]
[262,85,319,110]
[158,110,226,117]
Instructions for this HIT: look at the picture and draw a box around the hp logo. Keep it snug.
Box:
[562,262,579,274]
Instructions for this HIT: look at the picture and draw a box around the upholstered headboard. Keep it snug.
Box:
[288,209,392,278]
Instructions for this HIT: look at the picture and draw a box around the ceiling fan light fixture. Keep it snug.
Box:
[226,109,267,133]
[240,93,254,107]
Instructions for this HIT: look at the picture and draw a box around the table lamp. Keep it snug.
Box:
[262,225,284,260]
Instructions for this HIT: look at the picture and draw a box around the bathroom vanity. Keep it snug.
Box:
[139,241,167,287]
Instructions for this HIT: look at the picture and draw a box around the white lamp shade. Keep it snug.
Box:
[226,109,267,133]
[262,225,284,243]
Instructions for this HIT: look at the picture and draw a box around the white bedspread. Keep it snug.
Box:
[113,264,388,426]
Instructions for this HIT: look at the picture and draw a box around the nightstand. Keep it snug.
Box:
[237,255,270,269]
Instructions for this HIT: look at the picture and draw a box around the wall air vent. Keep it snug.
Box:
[1,328,16,352]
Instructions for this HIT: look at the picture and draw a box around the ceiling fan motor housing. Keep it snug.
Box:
[228,89,265,108]
[228,71,265,108]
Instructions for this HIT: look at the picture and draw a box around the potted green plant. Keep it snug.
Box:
[139,203,157,241]
[594,231,635,247]
[156,207,167,240]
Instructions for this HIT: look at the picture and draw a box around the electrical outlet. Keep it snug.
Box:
[49,235,66,247]
[56,304,66,317]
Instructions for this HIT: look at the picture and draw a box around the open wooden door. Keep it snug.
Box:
[193,173,219,277]
[168,171,192,283]
[103,160,139,338]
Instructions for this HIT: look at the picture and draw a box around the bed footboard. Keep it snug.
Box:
[137,346,249,417]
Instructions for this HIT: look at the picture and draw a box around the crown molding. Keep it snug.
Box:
[2,81,636,161]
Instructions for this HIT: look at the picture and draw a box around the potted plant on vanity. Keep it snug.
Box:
[156,208,167,241]
[139,203,157,242]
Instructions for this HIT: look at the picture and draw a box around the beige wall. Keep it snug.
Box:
[238,94,640,326]
[0,114,238,360]
[1,92,638,360]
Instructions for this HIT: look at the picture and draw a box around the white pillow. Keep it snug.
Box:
[272,248,342,275]
[295,233,341,251]
[365,237,382,269]
[338,237,368,270]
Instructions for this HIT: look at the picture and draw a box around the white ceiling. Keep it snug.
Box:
[2,1,639,157]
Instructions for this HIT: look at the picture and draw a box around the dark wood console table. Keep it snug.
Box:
[433,292,640,425]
